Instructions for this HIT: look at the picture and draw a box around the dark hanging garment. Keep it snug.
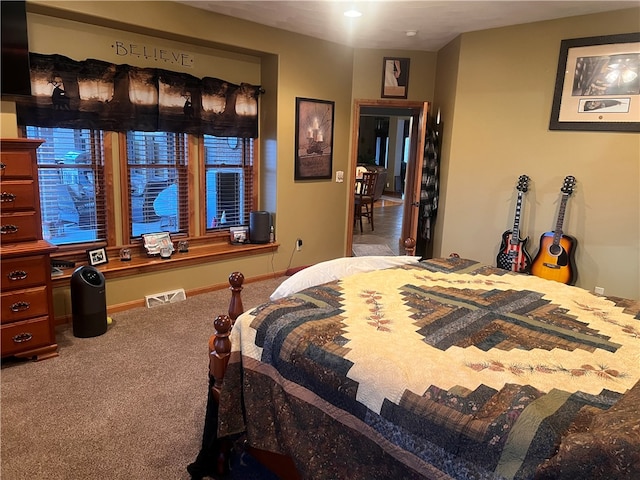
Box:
[417,123,439,258]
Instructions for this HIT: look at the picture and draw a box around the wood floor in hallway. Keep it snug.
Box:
[352,196,403,255]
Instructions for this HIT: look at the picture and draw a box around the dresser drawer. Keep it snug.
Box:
[0,149,36,179]
[0,211,40,242]
[1,255,49,291]
[1,316,52,357]
[1,286,49,324]
[0,180,37,211]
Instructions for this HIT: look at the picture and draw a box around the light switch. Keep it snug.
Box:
[336,170,344,183]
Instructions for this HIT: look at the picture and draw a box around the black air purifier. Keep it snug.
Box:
[71,266,108,338]
[249,211,271,244]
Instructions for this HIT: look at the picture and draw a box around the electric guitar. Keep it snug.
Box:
[496,175,532,273]
[530,176,577,285]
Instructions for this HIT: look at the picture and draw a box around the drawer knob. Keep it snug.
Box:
[8,270,28,281]
[0,162,5,170]
[10,301,30,312]
[0,224,19,234]
[12,332,33,344]
[1,192,16,202]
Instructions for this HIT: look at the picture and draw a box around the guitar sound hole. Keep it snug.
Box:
[548,244,562,256]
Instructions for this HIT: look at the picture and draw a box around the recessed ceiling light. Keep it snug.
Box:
[406,30,417,37]
[344,9,362,18]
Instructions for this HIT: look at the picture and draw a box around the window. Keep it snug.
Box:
[25,126,106,246]
[125,131,188,239]
[203,135,254,231]
[22,127,256,250]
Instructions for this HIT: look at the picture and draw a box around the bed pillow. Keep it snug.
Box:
[270,255,421,301]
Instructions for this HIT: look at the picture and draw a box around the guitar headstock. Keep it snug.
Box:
[561,175,576,195]
[516,175,530,193]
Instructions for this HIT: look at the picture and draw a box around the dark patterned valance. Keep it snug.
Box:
[16,53,260,137]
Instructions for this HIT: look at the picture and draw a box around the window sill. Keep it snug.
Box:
[51,241,278,286]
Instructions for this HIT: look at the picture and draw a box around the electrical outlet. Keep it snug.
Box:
[296,238,303,251]
[594,286,605,296]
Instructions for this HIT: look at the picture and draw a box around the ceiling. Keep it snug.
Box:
[176,1,638,51]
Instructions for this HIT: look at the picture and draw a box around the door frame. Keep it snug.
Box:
[347,99,429,256]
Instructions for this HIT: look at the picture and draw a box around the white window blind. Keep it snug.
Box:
[126,131,188,238]
[203,135,254,231]
[25,126,106,245]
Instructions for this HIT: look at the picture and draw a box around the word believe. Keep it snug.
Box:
[112,41,194,67]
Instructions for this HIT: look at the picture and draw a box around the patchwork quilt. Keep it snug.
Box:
[217,257,640,479]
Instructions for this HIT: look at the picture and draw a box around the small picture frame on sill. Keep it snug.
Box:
[142,232,174,256]
[87,247,108,266]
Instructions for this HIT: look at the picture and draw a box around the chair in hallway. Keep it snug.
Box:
[354,171,378,233]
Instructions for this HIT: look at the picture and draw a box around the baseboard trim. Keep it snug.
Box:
[54,270,286,326]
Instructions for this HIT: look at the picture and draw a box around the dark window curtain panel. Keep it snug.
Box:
[16,53,259,138]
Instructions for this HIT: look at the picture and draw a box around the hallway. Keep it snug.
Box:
[352,196,403,255]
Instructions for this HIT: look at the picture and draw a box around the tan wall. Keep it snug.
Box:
[434,8,640,299]
[1,101,19,137]
[352,49,437,101]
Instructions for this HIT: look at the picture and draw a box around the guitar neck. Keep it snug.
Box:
[552,194,569,244]
[510,192,524,245]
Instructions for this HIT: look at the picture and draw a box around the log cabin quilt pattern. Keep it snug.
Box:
[217,257,640,479]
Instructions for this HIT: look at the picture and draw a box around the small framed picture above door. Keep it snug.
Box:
[381,57,410,99]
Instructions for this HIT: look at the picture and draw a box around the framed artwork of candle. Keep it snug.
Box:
[294,97,335,180]
[381,57,410,98]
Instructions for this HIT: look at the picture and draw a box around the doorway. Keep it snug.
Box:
[347,99,428,257]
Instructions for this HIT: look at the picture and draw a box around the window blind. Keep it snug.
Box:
[203,135,254,231]
[26,126,106,245]
[126,131,188,239]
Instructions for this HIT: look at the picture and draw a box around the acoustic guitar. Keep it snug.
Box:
[530,176,577,285]
[496,175,532,273]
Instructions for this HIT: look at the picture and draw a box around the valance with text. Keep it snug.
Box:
[16,53,259,137]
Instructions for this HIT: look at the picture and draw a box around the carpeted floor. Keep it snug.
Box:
[1,275,285,480]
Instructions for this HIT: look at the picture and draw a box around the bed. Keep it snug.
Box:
[190,254,640,480]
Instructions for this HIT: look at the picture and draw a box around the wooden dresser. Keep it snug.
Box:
[1,138,58,361]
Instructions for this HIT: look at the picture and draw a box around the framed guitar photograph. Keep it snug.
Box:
[549,32,640,132]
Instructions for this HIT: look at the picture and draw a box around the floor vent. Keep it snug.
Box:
[145,288,186,308]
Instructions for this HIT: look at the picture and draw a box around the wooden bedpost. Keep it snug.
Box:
[209,314,232,399]
[209,272,246,398]
[228,271,244,322]
[404,237,416,256]
[198,271,247,478]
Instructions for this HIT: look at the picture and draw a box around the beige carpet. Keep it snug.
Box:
[1,275,285,480]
